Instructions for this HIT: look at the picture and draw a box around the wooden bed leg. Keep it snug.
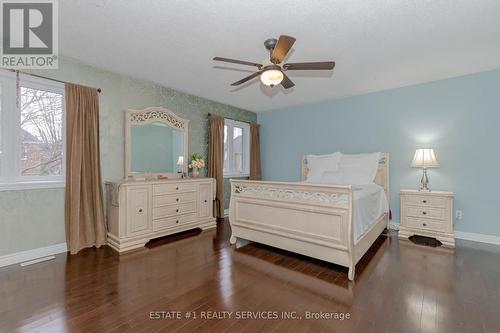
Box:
[348,266,355,281]
[230,235,237,245]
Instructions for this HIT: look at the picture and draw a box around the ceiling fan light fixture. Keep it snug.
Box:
[260,69,283,87]
[213,35,335,89]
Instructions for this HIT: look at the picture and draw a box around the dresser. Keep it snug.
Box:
[399,189,455,247]
[105,178,216,253]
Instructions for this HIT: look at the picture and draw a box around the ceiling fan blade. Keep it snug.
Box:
[281,73,295,89]
[213,57,263,69]
[230,71,262,86]
[270,35,296,64]
[283,61,335,70]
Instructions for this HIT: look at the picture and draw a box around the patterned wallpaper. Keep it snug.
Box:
[0,56,256,256]
[49,57,256,208]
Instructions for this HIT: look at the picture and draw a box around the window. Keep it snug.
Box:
[223,119,250,177]
[0,72,65,190]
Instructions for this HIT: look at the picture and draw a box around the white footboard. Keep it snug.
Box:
[229,180,357,280]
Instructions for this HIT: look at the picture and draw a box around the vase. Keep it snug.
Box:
[192,167,199,178]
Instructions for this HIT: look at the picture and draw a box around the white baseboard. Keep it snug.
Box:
[454,231,500,246]
[0,243,67,268]
[388,222,500,246]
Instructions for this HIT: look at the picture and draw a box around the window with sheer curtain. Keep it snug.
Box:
[223,119,250,177]
[0,72,65,190]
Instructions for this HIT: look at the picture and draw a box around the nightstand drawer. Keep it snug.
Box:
[406,217,445,232]
[406,205,446,220]
[399,189,455,247]
[405,195,446,207]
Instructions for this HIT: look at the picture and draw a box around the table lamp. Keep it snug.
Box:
[411,148,439,192]
[176,156,184,174]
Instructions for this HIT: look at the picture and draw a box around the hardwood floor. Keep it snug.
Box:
[1,219,500,332]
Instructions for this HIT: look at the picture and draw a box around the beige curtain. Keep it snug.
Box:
[250,123,262,180]
[65,84,106,254]
[208,115,225,218]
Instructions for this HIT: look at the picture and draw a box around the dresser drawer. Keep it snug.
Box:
[153,192,196,207]
[153,213,197,231]
[152,202,196,220]
[406,205,446,220]
[153,183,197,195]
[404,195,446,207]
[405,217,445,232]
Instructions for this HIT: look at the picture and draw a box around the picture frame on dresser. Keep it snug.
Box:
[399,189,455,248]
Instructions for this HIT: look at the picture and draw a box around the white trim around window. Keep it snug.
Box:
[223,119,250,178]
[0,72,66,191]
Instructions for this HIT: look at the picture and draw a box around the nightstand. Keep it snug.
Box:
[399,189,455,248]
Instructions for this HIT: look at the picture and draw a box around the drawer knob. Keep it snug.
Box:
[423,200,427,203]
[176,198,179,202]
[176,187,179,190]
[423,223,427,227]
[204,200,207,203]
[138,208,143,213]
[422,211,427,215]
[176,209,179,213]
[176,220,179,224]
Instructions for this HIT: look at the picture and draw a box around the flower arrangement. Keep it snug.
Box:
[190,159,205,169]
[189,153,205,177]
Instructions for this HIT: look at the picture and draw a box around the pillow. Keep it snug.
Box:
[319,170,344,184]
[339,152,381,185]
[305,152,341,182]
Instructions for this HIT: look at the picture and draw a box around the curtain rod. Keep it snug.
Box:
[208,112,252,124]
[1,68,102,93]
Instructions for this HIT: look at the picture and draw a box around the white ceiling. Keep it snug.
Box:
[60,0,500,112]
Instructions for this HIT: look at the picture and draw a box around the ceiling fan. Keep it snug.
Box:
[213,35,335,89]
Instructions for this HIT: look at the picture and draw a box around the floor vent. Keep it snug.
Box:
[408,235,442,247]
[20,256,56,267]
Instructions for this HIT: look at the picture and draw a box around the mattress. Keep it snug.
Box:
[351,184,389,243]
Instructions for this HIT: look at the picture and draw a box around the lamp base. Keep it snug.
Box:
[419,167,431,192]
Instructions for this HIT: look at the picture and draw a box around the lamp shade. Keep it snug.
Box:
[260,69,284,86]
[411,149,439,168]
[176,156,184,166]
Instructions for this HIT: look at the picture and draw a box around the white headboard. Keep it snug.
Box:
[301,153,390,198]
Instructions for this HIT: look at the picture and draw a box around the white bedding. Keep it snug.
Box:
[351,184,388,243]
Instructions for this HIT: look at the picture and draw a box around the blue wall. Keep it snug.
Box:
[258,69,500,236]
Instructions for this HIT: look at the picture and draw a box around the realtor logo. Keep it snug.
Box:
[1,0,58,68]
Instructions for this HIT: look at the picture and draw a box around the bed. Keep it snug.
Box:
[228,153,389,281]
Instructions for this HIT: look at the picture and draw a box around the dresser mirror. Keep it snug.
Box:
[125,107,189,179]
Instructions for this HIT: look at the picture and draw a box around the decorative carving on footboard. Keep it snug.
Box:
[232,182,350,208]
[229,179,356,280]
[229,153,389,282]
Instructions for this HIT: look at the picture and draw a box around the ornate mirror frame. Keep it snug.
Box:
[124,106,189,179]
